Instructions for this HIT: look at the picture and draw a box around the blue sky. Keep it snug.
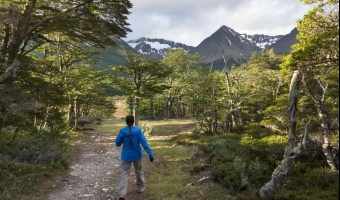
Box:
[124,0,315,46]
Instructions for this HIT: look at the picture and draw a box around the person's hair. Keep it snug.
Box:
[125,115,134,126]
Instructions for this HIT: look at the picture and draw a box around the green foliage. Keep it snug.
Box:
[275,167,339,200]
[189,163,206,174]
[145,139,229,200]
[234,50,287,124]
[233,157,271,190]
[1,138,70,168]
[0,160,66,199]
[202,134,274,193]
[240,134,287,154]
[211,159,242,193]
[281,0,338,71]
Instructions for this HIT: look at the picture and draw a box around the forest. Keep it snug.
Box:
[0,0,339,199]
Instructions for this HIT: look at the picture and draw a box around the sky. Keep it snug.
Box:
[124,0,315,47]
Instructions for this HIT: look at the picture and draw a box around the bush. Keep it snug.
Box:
[190,163,206,174]
[1,138,70,169]
[233,156,271,190]
[211,160,242,194]
[140,123,153,137]
[93,120,101,125]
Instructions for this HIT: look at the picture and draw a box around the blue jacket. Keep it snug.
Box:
[115,125,153,161]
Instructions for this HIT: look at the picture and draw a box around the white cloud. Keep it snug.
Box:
[124,0,315,46]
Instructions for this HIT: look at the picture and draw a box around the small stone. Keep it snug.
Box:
[81,194,94,197]
[102,188,109,192]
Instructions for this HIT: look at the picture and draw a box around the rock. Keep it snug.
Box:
[81,194,94,197]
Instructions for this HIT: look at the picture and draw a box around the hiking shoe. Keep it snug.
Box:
[138,186,145,193]
[119,196,125,200]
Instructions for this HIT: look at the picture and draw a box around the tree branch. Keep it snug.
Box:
[186,176,209,186]
[0,61,20,83]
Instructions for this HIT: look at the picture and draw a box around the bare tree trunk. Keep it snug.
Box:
[260,70,305,198]
[220,47,231,96]
[302,75,338,170]
[165,94,172,119]
[134,96,140,126]
[213,108,218,134]
[74,97,78,128]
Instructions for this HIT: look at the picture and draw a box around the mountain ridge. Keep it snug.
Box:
[125,25,298,64]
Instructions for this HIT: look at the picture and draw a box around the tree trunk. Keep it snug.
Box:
[67,94,73,126]
[134,96,140,126]
[260,70,304,198]
[0,61,19,84]
[165,96,172,119]
[302,75,338,170]
[176,97,180,118]
[213,108,218,134]
[150,98,155,120]
[182,103,186,117]
[0,105,6,133]
[220,47,231,96]
[74,97,78,128]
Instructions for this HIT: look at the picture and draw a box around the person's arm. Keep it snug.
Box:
[138,129,153,158]
[115,130,123,147]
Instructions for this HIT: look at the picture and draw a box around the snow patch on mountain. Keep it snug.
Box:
[240,34,282,49]
[128,41,171,50]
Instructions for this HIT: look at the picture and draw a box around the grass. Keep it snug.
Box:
[89,117,231,200]
[140,118,197,137]
[86,118,127,136]
[0,161,66,200]
[0,129,80,200]
[145,140,229,200]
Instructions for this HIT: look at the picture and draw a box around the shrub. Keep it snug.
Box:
[1,138,70,169]
[92,120,101,125]
[211,160,242,194]
[140,123,153,137]
[190,163,206,174]
[233,156,271,190]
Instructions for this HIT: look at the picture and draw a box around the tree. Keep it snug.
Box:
[260,0,339,197]
[183,66,227,134]
[161,49,200,119]
[0,0,132,65]
[0,0,132,132]
[281,0,339,170]
[112,51,171,126]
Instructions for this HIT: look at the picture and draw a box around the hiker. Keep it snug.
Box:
[115,115,154,200]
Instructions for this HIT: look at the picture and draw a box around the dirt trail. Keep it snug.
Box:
[113,100,129,119]
[47,100,147,200]
[47,131,121,200]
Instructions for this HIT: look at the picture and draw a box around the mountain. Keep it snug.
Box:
[193,26,286,63]
[193,26,259,63]
[126,37,195,59]
[124,25,299,70]
[91,37,136,70]
[266,27,298,54]
[240,33,283,49]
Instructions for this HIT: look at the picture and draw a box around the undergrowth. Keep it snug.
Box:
[170,123,339,199]
[0,126,80,200]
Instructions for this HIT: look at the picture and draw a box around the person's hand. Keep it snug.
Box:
[150,157,154,162]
